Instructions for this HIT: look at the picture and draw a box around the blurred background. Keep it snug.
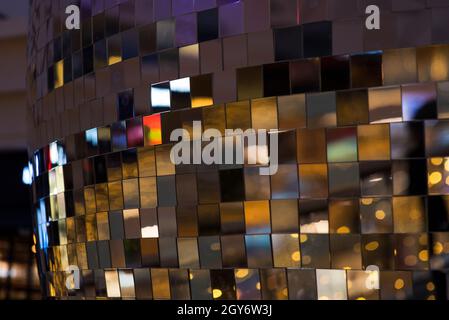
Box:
[0,1,41,299]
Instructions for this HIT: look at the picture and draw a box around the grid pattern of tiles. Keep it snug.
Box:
[27,0,449,300]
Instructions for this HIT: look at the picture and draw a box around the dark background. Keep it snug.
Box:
[0,0,41,299]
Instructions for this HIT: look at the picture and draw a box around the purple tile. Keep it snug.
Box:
[219,1,244,37]
[93,0,105,15]
[217,0,239,5]
[176,13,198,47]
[81,0,93,18]
[154,0,172,20]
[194,0,216,11]
[105,0,121,10]
[172,0,195,16]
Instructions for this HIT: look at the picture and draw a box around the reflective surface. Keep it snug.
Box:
[27,0,449,300]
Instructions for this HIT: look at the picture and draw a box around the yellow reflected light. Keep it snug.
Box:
[54,60,64,89]
[235,269,249,279]
[394,278,405,290]
[431,157,443,166]
[337,226,350,234]
[419,250,429,262]
[212,289,222,299]
[375,210,386,220]
[361,198,373,206]
[433,242,444,255]
[365,241,379,251]
[291,251,300,262]
[108,55,122,65]
[429,172,442,185]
